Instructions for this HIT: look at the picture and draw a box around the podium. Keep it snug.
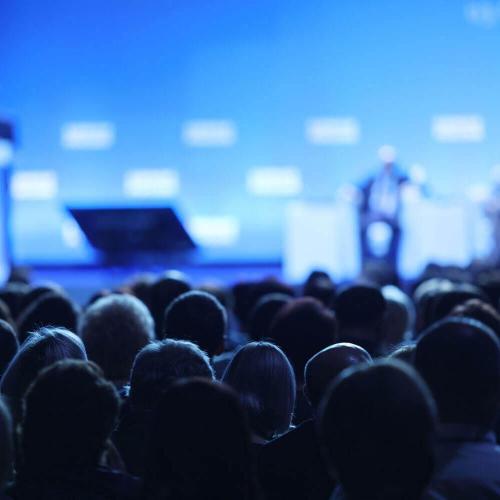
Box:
[68,206,196,265]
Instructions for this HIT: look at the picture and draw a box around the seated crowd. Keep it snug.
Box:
[0,264,499,499]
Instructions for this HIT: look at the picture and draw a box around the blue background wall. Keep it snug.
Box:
[1,0,500,264]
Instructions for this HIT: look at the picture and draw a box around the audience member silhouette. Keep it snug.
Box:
[149,271,191,338]
[450,298,500,339]
[79,294,154,389]
[16,291,80,343]
[247,293,292,342]
[269,298,337,423]
[114,339,214,475]
[0,300,13,329]
[223,341,295,444]
[143,378,257,500]
[260,343,371,500]
[0,326,86,422]
[15,360,140,500]
[0,320,17,380]
[303,271,336,308]
[162,291,226,358]
[415,317,500,498]
[320,360,436,500]
[0,397,13,498]
[334,284,386,356]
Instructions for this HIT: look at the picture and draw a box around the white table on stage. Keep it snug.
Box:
[283,198,491,283]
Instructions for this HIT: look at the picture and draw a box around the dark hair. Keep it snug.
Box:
[21,360,120,472]
[129,339,215,411]
[16,291,80,344]
[79,294,154,383]
[415,317,500,427]
[144,379,256,500]
[150,272,191,338]
[247,293,291,342]
[0,397,12,491]
[303,270,336,307]
[0,327,86,421]
[0,320,18,379]
[162,291,227,358]
[304,343,372,409]
[223,342,296,440]
[319,360,436,500]
[388,342,417,365]
[0,299,14,328]
[450,298,500,340]
[0,283,30,321]
[269,298,337,382]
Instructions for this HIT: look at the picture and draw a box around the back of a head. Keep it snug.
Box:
[450,298,500,340]
[79,294,154,383]
[304,343,372,410]
[0,320,18,379]
[150,272,191,338]
[145,378,255,500]
[0,299,14,328]
[415,317,500,427]
[303,270,336,307]
[0,327,86,420]
[319,360,436,500]
[269,298,337,383]
[0,397,12,491]
[21,360,119,473]
[429,285,485,326]
[16,291,80,344]
[223,342,296,440]
[334,284,386,356]
[162,291,227,358]
[247,293,292,342]
[0,283,30,321]
[129,339,215,411]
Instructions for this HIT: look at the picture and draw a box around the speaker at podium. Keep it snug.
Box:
[67,206,197,265]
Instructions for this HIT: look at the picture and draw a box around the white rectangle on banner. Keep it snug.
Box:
[123,169,180,198]
[246,166,302,196]
[11,170,58,200]
[187,216,240,246]
[61,122,115,150]
[431,115,485,142]
[182,120,237,147]
[305,117,360,144]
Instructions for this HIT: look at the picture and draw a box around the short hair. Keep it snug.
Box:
[16,291,80,343]
[0,320,18,379]
[162,291,227,357]
[144,379,256,500]
[223,342,296,440]
[0,327,86,421]
[380,285,415,350]
[129,339,215,411]
[450,298,500,340]
[319,360,436,500]
[150,272,191,338]
[303,270,336,307]
[304,343,372,409]
[21,360,120,472]
[0,397,12,491]
[334,283,386,327]
[247,293,292,341]
[415,317,500,427]
[79,294,154,383]
[269,298,337,382]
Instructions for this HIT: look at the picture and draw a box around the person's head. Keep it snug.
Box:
[144,378,256,500]
[79,294,154,384]
[16,291,80,344]
[334,284,386,356]
[378,144,397,168]
[247,293,291,342]
[0,320,18,379]
[303,271,336,307]
[21,360,120,473]
[0,283,29,321]
[319,360,436,500]
[0,397,13,491]
[269,298,337,384]
[129,339,215,412]
[162,291,227,358]
[0,299,14,328]
[150,271,191,338]
[0,327,86,421]
[223,342,296,441]
[415,317,500,427]
[388,343,417,366]
[450,298,500,340]
[304,343,372,410]
[380,285,415,352]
